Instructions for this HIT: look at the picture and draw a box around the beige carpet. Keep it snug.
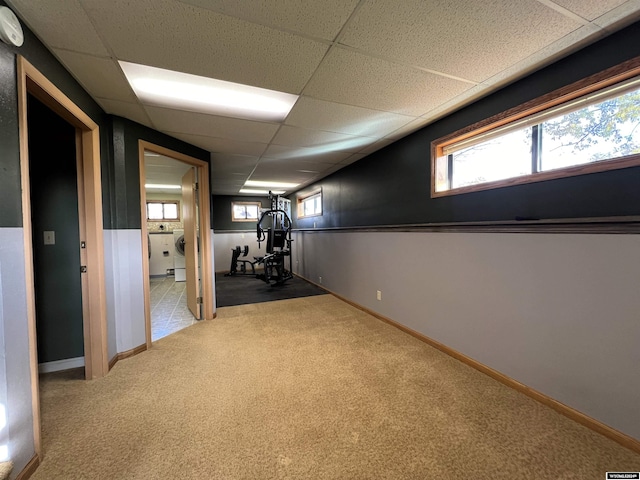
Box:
[34,295,640,479]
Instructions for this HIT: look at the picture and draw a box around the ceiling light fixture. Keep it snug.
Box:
[145,184,181,189]
[244,180,299,189]
[120,61,298,122]
[240,189,286,195]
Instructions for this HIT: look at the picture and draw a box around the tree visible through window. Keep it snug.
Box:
[432,61,640,197]
[540,89,640,170]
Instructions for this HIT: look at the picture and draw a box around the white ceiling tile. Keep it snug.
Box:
[592,0,640,29]
[211,178,247,187]
[97,98,153,127]
[54,50,137,103]
[358,138,397,155]
[271,125,375,152]
[169,132,268,157]
[79,0,329,94]
[211,153,260,170]
[303,48,473,116]
[210,155,258,187]
[175,0,359,41]
[8,0,109,56]
[340,0,582,82]
[211,167,255,178]
[420,84,493,125]
[249,164,319,184]
[146,107,279,144]
[384,118,432,141]
[550,0,629,21]
[263,145,353,164]
[315,164,344,177]
[285,97,416,138]
[258,156,335,174]
[479,24,604,93]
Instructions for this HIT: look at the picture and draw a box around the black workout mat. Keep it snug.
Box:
[215,272,327,307]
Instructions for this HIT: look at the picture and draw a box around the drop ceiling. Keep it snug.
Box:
[143,151,192,196]
[7,0,640,195]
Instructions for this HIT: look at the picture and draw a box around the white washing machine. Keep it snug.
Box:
[173,229,186,282]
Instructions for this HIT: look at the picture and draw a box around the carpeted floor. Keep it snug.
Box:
[34,295,640,479]
[215,272,326,307]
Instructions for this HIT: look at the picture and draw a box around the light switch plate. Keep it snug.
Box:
[43,231,55,245]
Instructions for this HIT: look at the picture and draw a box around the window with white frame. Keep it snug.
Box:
[147,201,179,221]
[432,59,640,197]
[232,202,260,222]
[298,191,322,218]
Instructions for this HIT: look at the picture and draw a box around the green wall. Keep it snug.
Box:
[0,0,108,228]
[107,116,211,230]
[28,94,84,363]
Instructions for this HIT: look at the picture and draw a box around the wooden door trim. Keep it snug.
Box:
[139,141,215,350]
[182,168,200,319]
[17,56,109,457]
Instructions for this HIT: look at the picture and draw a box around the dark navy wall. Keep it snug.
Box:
[109,116,210,230]
[212,195,270,231]
[292,21,640,229]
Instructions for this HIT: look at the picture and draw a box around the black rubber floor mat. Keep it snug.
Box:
[215,272,327,307]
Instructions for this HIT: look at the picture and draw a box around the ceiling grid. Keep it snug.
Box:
[7,0,640,195]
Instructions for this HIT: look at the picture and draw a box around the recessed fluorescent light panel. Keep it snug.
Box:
[244,180,299,189]
[145,184,181,189]
[120,61,298,122]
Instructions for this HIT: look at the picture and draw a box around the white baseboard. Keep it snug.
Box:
[38,357,85,374]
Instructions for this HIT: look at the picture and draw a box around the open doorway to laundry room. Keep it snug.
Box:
[138,141,213,345]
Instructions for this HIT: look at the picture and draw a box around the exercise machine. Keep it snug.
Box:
[224,245,258,276]
[255,192,293,286]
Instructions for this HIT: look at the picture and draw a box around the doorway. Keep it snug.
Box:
[143,154,200,340]
[138,141,214,348]
[27,94,85,373]
[17,56,108,457]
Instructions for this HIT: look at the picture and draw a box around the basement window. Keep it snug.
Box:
[147,201,179,221]
[232,202,260,222]
[432,58,640,197]
[298,191,322,218]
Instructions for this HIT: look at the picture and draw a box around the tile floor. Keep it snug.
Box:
[150,276,198,341]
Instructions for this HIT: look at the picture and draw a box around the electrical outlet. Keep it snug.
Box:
[319,276,322,284]
[376,290,382,301]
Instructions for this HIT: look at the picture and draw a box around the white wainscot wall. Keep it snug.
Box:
[0,228,35,475]
[148,233,175,276]
[104,230,146,356]
[293,230,640,441]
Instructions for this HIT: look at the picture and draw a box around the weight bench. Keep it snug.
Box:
[224,245,258,276]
